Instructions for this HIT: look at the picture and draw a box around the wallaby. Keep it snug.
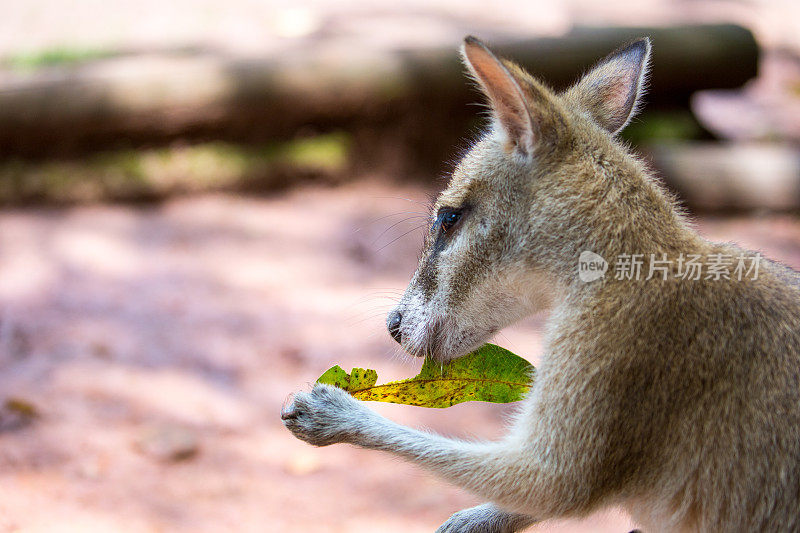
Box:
[282,36,800,532]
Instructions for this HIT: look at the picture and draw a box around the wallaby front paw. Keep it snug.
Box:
[281,383,369,446]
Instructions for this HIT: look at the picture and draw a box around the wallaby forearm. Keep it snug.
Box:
[348,399,584,519]
[352,414,509,490]
[284,383,570,519]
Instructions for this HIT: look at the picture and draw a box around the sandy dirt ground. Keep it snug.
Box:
[1,179,800,532]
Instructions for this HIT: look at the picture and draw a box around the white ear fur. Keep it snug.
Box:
[461,36,536,159]
[565,38,652,135]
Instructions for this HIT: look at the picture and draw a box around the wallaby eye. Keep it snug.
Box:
[438,210,462,234]
[441,212,461,231]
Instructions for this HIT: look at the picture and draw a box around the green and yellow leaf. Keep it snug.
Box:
[316,344,534,408]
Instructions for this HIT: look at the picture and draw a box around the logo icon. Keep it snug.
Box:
[578,251,607,282]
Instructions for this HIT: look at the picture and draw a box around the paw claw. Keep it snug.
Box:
[280,393,300,420]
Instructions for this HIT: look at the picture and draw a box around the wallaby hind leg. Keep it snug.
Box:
[436,503,536,533]
[435,505,642,532]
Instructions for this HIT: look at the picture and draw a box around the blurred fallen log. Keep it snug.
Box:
[647,143,800,212]
[0,24,757,159]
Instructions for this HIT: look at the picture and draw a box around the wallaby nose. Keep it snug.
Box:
[387,311,403,344]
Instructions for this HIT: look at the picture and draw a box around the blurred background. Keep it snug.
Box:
[0,1,799,532]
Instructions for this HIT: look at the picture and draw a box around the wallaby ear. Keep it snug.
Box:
[461,36,537,158]
[564,38,651,135]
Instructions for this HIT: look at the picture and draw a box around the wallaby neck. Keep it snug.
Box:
[537,164,705,291]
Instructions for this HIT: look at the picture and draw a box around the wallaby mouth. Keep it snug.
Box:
[388,307,489,363]
[387,306,443,360]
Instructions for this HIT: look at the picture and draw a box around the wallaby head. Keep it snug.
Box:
[388,36,683,361]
